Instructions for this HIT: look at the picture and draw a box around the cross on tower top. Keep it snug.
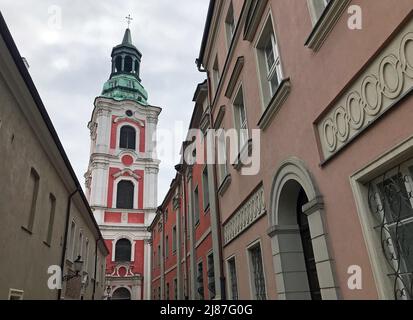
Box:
[125,14,133,28]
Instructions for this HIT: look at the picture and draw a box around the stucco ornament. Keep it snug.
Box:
[317,22,413,161]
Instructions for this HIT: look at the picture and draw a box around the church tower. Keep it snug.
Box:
[85,27,161,300]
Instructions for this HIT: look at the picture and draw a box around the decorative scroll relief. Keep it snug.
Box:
[223,186,266,245]
[317,21,413,160]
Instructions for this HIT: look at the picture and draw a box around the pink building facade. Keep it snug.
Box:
[151,0,413,300]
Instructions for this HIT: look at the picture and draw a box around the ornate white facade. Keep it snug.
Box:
[85,28,161,300]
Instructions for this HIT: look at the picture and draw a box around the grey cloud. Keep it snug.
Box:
[1,0,208,201]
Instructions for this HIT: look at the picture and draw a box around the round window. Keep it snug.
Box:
[126,110,133,117]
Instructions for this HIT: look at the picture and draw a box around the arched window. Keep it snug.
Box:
[115,238,132,262]
[112,287,131,300]
[116,180,134,209]
[124,56,133,73]
[120,125,136,150]
[115,56,122,73]
[135,62,139,76]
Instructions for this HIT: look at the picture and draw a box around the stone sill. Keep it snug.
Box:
[233,139,253,171]
[218,174,232,197]
[257,78,291,130]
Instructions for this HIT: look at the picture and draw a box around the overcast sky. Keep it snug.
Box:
[1,0,209,202]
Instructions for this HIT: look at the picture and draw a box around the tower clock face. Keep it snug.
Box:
[126,110,133,117]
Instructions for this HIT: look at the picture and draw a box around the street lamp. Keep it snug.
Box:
[73,256,84,274]
[63,256,84,281]
[104,286,112,300]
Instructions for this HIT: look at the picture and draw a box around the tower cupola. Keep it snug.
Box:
[101,27,148,105]
[111,28,142,79]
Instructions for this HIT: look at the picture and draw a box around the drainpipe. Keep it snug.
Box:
[182,170,189,300]
[200,58,226,300]
[58,188,79,300]
[161,208,165,300]
[176,164,189,300]
[210,120,226,300]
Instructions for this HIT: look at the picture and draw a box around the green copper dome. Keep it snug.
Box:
[102,74,148,104]
[101,28,148,105]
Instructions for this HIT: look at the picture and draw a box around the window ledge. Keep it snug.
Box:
[218,174,232,197]
[21,226,33,235]
[233,139,253,171]
[43,241,51,248]
[305,0,350,51]
[244,0,269,42]
[65,259,74,267]
[257,78,291,130]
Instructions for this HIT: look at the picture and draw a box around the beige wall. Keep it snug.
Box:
[61,195,108,300]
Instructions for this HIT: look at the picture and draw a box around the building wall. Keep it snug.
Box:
[0,70,68,300]
[150,0,413,300]
[86,89,161,300]
[62,195,108,300]
[200,0,413,300]
[150,88,219,300]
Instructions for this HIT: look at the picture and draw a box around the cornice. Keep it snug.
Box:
[257,78,291,130]
[225,56,245,98]
[243,0,269,42]
[305,0,351,51]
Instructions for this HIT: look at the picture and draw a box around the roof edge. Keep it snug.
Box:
[196,0,216,68]
[0,11,109,254]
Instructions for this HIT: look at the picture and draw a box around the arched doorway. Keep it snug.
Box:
[269,158,338,300]
[112,287,131,300]
[296,186,321,300]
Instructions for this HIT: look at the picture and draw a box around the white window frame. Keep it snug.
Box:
[165,235,169,258]
[112,176,139,210]
[166,282,170,300]
[116,123,140,152]
[226,255,239,300]
[264,33,281,97]
[358,160,413,299]
[45,193,56,246]
[197,260,205,300]
[85,238,89,272]
[202,166,210,210]
[70,220,76,261]
[207,251,215,299]
[254,10,284,108]
[212,56,220,95]
[193,187,200,226]
[225,1,236,49]
[350,137,413,299]
[172,225,177,254]
[246,239,267,300]
[8,289,24,300]
[112,235,136,262]
[174,278,178,300]
[100,263,105,284]
[157,244,161,267]
[217,128,229,184]
[307,0,331,25]
[78,230,84,260]
[232,84,249,150]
